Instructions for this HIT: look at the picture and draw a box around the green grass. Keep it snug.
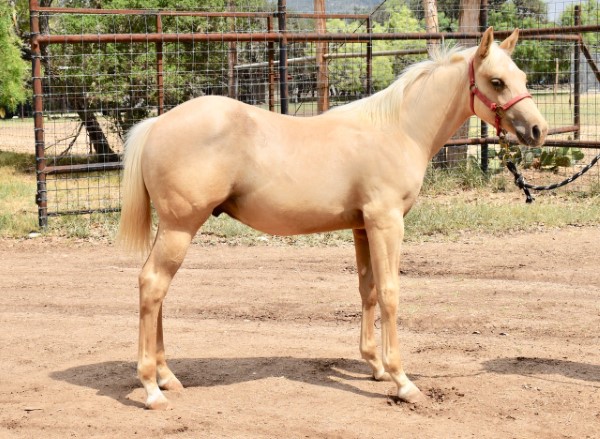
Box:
[405,194,600,241]
[0,150,36,172]
[0,151,38,236]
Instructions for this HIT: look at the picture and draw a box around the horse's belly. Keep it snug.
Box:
[219,197,364,236]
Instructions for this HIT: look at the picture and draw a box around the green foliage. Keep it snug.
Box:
[560,0,600,46]
[488,1,569,85]
[324,19,365,94]
[410,0,547,28]
[497,145,586,171]
[0,150,35,172]
[372,2,424,88]
[0,2,28,114]
[408,0,561,85]
[326,1,424,95]
[45,0,269,136]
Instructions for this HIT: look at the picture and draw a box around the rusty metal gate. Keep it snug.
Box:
[26,0,600,227]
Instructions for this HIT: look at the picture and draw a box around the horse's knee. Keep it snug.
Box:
[377,285,399,316]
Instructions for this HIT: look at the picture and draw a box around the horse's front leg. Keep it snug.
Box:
[353,229,389,381]
[364,210,424,403]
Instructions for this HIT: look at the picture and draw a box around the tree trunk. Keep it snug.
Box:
[315,0,329,113]
[36,0,118,162]
[446,0,481,168]
[422,0,439,52]
[423,0,446,168]
[74,100,119,162]
[227,0,237,99]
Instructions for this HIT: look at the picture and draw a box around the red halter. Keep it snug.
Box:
[468,57,532,136]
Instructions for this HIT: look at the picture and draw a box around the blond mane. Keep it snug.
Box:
[330,45,475,126]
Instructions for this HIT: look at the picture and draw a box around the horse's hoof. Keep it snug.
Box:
[159,376,184,392]
[145,391,172,410]
[397,381,426,404]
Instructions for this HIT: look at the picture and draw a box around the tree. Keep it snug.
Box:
[26,0,268,160]
[0,1,28,116]
[410,0,548,30]
[489,1,569,85]
[560,0,599,45]
[326,1,424,97]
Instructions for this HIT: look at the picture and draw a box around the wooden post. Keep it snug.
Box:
[29,0,47,227]
[278,0,289,114]
[479,0,488,173]
[227,0,238,99]
[447,0,481,168]
[422,0,439,52]
[156,14,164,115]
[267,16,275,112]
[366,16,372,96]
[315,0,328,113]
[574,5,581,140]
[424,0,445,168]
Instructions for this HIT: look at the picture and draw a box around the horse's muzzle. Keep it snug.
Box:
[515,122,547,147]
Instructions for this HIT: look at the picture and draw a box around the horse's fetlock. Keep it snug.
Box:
[360,346,378,361]
[138,362,156,382]
[382,352,402,372]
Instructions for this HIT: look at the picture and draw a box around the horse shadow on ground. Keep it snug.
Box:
[483,357,600,386]
[50,357,390,408]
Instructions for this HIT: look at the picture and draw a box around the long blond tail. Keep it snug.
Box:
[117,117,157,256]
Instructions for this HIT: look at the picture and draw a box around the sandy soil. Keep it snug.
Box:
[0,227,599,438]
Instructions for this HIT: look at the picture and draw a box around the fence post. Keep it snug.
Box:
[227,0,238,100]
[29,0,47,228]
[267,16,275,112]
[574,5,581,140]
[315,0,328,113]
[422,0,439,52]
[277,0,289,114]
[156,14,164,115]
[479,0,489,173]
[366,16,373,96]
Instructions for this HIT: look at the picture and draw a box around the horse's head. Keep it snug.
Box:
[470,27,548,147]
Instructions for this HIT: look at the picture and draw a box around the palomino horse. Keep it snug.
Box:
[118,27,548,409]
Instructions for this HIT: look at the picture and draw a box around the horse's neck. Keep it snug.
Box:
[398,61,472,161]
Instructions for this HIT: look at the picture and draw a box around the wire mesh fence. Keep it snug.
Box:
[2,0,600,226]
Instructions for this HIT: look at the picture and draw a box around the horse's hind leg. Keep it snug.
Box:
[137,221,200,410]
[352,229,389,381]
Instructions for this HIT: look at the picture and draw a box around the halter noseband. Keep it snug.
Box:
[468,57,532,136]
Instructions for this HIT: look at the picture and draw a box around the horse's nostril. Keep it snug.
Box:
[532,125,541,141]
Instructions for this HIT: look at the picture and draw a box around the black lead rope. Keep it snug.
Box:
[505,160,535,203]
[504,150,600,204]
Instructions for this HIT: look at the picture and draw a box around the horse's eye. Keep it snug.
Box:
[491,78,505,90]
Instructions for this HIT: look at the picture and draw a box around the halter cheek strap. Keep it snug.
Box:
[468,58,532,136]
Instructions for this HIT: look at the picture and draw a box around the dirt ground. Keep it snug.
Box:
[1,227,599,439]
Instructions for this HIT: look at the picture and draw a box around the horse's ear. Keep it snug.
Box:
[476,26,494,59]
[499,28,519,55]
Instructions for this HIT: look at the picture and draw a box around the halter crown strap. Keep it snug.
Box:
[468,58,532,136]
